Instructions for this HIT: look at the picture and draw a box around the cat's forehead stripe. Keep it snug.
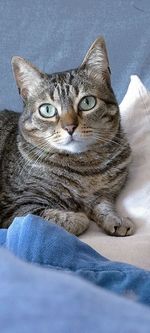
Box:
[61,86,66,99]
[49,70,80,101]
[52,83,78,104]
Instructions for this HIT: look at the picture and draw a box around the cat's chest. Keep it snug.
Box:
[35,155,111,203]
[18,152,114,210]
[70,172,105,201]
[46,165,106,205]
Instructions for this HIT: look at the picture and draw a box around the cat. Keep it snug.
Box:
[0,37,134,236]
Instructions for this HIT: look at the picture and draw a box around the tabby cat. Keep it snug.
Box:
[0,37,134,236]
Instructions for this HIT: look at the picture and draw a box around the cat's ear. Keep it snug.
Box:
[11,56,44,100]
[80,37,111,81]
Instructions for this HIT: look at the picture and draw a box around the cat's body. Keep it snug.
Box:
[0,37,134,235]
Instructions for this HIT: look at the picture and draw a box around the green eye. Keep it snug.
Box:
[79,96,96,111]
[39,103,57,118]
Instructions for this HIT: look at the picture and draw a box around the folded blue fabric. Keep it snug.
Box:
[0,214,150,306]
[1,247,150,333]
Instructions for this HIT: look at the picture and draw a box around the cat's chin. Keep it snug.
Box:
[51,141,89,154]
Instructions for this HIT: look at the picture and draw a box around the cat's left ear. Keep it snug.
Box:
[11,56,44,101]
[80,37,111,82]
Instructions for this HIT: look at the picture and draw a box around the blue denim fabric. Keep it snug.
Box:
[0,246,150,333]
[0,214,150,306]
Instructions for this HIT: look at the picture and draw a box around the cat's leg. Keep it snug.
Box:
[40,209,90,236]
[3,205,90,235]
[91,199,135,236]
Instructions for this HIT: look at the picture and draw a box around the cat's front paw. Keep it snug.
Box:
[42,209,90,236]
[103,215,135,236]
[66,212,90,236]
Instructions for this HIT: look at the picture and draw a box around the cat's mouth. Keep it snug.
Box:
[64,135,76,145]
[65,135,86,146]
[51,133,92,153]
[67,136,75,143]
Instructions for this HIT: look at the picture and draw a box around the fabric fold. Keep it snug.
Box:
[0,214,150,306]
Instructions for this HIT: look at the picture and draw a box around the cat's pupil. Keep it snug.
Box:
[46,106,49,113]
[86,98,89,105]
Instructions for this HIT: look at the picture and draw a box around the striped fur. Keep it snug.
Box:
[0,37,134,235]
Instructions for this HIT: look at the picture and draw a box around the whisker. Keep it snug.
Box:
[15,134,55,176]
[27,148,47,177]
[93,134,123,147]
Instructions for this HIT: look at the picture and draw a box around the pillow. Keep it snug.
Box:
[80,75,150,270]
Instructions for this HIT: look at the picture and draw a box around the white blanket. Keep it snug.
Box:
[80,76,150,270]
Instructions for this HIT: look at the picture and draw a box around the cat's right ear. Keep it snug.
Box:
[80,37,111,83]
[11,56,44,101]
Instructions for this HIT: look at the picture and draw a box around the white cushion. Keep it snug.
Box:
[80,75,150,270]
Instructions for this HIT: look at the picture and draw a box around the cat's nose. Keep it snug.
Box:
[64,124,77,135]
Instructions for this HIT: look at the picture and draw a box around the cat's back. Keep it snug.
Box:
[0,110,20,158]
[0,110,19,129]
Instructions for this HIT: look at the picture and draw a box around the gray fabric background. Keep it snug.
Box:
[0,0,150,112]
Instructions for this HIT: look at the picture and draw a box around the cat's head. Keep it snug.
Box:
[12,37,119,154]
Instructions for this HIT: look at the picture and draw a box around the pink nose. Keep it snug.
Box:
[64,124,77,135]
